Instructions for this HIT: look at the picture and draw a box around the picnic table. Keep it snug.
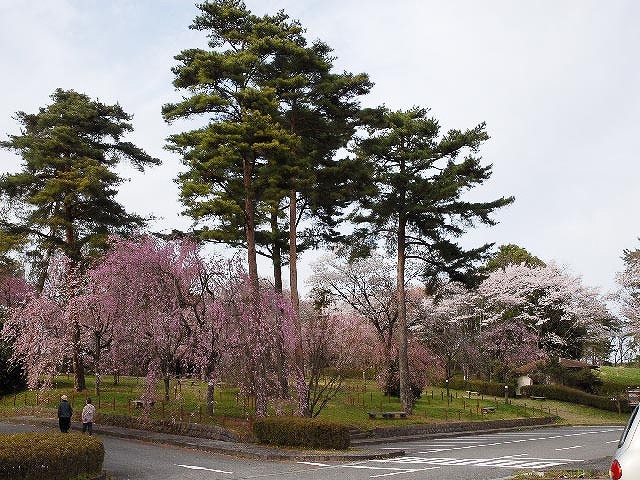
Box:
[367,411,408,419]
[481,405,496,413]
[131,399,155,408]
[465,390,479,397]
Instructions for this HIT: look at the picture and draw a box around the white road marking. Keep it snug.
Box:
[369,455,580,469]
[555,445,583,451]
[607,440,620,444]
[297,462,331,467]
[340,464,440,478]
[415,428,621,453]
[175,464,233,474]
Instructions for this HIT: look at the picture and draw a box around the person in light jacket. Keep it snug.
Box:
[57,395,73,433]
[82,397,96,435]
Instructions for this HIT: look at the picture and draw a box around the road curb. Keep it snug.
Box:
[1,416,405,461]
[351,421,562,446]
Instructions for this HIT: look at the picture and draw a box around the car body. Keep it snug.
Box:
[611,404,640,479]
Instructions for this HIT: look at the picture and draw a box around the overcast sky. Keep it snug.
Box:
[1,1,638,294]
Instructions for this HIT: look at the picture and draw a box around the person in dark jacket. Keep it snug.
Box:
[57,394,73,432]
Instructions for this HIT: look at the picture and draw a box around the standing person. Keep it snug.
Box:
[57,395,73,433]
[82,397,96,435]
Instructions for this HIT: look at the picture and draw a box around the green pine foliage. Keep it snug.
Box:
[350,107,514,412]
[163,0,372,289]
[0,88,159,277]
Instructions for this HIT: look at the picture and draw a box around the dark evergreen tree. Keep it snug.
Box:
[163,0,372,301]
[0,88,159,390]
[163,0,300,290]
[484,243,545,272]
[352,107,514,413]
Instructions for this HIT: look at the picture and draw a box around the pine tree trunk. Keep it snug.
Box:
[289,189,299,313]
[289,189,309,416]
[271,210,283,293]
[396,216,412,414]
[243,155,259,291]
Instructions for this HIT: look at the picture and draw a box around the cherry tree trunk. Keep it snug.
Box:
[163,376,170,401]
[72,321,86,391]
[206,381,215,416]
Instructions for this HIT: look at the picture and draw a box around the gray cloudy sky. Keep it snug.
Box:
[1,1,638,294]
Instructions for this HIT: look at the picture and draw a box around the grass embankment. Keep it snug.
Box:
[0,374,630,438]
[599,365,640,389]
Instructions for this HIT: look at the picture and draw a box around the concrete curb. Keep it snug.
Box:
[2,417,405,461]
[351,420,561,446]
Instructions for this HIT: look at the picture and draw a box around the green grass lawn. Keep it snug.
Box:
[599,365,640,387]
[0,374,630,436]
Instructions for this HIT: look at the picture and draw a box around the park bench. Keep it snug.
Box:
[367,411,408,419]
[131,399,155,409]
[530,396,546,401]
[481,405,496,414]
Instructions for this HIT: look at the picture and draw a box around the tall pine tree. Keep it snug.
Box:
[352,107,514,413]
[163,0,301,291]
[0,88,159,390]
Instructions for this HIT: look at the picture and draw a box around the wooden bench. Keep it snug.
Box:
[131,399,155,409]
[481,406,496,413]
[530,396,546,401]
[367,411,408,419]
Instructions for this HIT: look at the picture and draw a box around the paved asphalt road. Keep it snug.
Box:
[0,422,621,479]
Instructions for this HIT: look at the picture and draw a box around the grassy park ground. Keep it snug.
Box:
[0,374,630,438]
[599,365,640,387]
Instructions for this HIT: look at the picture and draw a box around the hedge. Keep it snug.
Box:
[521,384,633,413]
[445,378,516,398]
[252,417,350,450]
[599,380,640,396]
[0,432,104,480]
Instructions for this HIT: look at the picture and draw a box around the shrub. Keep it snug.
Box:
[599,379,640,396]
[0,432,104,480]
[557,368,602,394]
[521,384,632,413]
[446,378,516,398]
[0,342,25,395]
[252,416,350,450]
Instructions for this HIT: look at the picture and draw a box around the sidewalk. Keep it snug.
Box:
[2,416,404,462]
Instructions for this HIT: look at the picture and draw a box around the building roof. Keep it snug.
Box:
[515,357,598,375]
